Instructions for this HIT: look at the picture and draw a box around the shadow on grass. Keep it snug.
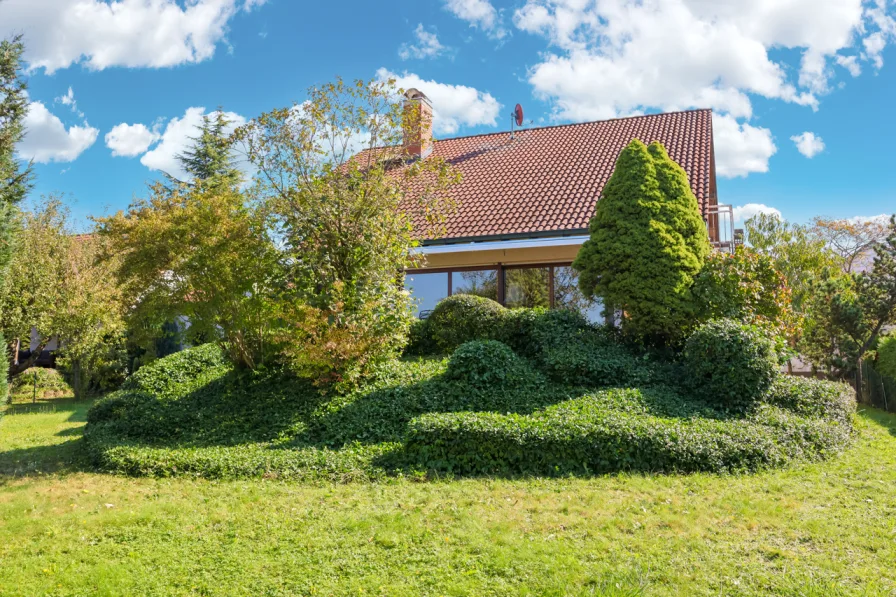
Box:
[0,438,91,479]
[857,407,896,437]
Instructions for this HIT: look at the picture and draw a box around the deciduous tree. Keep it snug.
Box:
[237,77,459,386]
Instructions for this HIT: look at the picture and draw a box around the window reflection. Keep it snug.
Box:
[452,270,498,301]
[505,267,550,308]
[405,272,449,316]
[553,266,604,323]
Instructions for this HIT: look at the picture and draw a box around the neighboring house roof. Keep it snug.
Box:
[358,109,717,244]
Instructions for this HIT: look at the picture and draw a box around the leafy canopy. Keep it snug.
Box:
[573,139,709,344]
[237,76,459,386]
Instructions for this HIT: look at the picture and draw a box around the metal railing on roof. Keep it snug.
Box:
[705,204,742,253]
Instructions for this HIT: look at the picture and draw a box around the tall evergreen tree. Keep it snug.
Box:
[573,139,709,344]
[0,34,31,276]
[168,110,242,188]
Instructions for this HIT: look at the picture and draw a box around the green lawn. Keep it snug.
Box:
[1,396,895,596]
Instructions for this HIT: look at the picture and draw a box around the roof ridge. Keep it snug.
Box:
[432,108,713,143]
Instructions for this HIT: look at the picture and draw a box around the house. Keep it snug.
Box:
[377,89,723,320]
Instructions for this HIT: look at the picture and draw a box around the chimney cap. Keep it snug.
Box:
[403,88,431,105]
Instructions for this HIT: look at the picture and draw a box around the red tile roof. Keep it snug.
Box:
[366,109,717,243]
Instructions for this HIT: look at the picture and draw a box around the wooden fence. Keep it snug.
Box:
[858,360,896,413]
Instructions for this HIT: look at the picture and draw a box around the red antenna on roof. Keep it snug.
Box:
[510,103,524,139]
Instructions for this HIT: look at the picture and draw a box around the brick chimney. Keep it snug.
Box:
[402,88,433,160]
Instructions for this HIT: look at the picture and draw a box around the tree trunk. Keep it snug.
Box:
[9,340,48,377]
[855,358,865,404]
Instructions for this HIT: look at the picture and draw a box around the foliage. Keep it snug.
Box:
[812,216,891,273]
[83,334,852,482]
[0,200,125,391]
[802,215,896,379]
[237,76,459,386]
[426,294,506,352]
[683,319,779,411]
[692,246,795,344]
[877,334,896,380]
[0,35,32,278]
[167,110,243,188]
[404,317,438,356]
[9,366,72,398]
[573,140,709,345]
[121,343,229,400]
[763,375,856,426]
[95,179,282,370]
[444,340,531,388]
[404,386,853,476]
[745,213,837,314]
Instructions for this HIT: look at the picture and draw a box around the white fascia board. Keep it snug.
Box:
[415,235,590,255]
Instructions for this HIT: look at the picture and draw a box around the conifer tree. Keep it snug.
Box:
[169,110,242,187]
[573,139,709,344]
[0,34,31,277]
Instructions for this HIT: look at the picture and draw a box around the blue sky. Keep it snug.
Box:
[3,0,895,231]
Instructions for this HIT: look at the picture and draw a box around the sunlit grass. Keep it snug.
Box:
[1,397,894,596]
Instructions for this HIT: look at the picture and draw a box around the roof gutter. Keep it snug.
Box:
[415,234,591,255]
[419,228,590,247]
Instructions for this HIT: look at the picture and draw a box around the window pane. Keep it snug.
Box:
[553,266,604,323]
[406,272,449,316]
[505,267,550,308]
[452,270,498,302]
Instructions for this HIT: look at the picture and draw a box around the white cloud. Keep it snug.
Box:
[400,24,447,60]
[733,203,782,223]
[836,55,862,77]
[712,114,777,178]
[444,0,507,39]
[54,86,85,118]
[512,0,895,176]
[105,123,161,158]
[0,0,265,73]
[17,101,98,163]
[376,69,501,135]
[140,107,247,181]
[791,131,825,158]
[845,214,892,225]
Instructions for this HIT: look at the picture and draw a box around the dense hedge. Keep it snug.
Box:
[683,319,779,411]
[877,334,896,380]
[445,340,537,388]
[426,295,506,352]
[9,367,73,398]
[122,343,230,399]
[403,386,855,476]
[85,339,856,480]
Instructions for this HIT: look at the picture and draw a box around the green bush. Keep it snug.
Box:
[445,340,527,387]
[764,376,855,425]
[426,295,505,352]
[683,319,779,410]
[877,334,896,380]
[123,343,230,399]
[404,317,438,357]
[403,388,854,476]
[9,367,73,398]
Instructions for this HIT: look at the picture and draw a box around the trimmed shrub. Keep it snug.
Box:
[764,376,855,425]
[404,317,438,357]
[683,319,778,410]
[539,338,653,387]
[123,343,230,399]
[445,340,526,387]
[426,295,505,352]
[877,334,896,380]
[9,367,73,398]
[404,389,854,476]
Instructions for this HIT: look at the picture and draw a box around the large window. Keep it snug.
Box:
[406,263,605,323]
[553,266,604,323]
[505,267,550,308]
[452,269,498,302]
[405,272,449,316]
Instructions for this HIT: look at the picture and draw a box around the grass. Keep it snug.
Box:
[1,394,895,596]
